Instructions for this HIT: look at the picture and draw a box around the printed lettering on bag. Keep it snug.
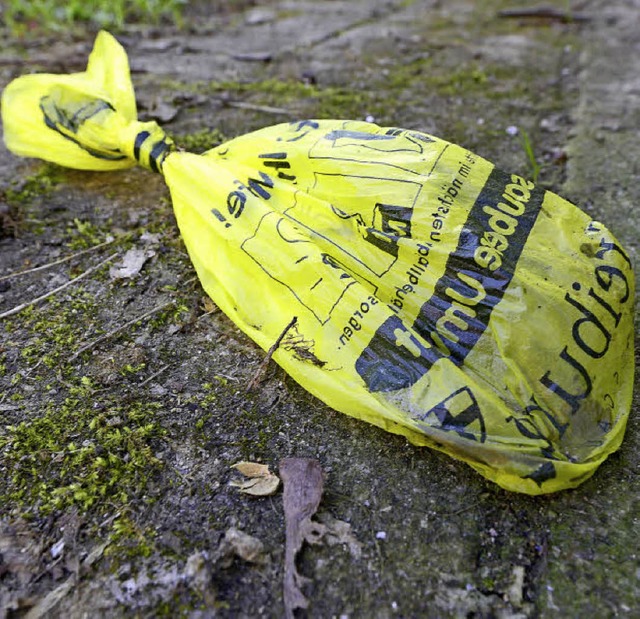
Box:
[539,233,631,417]
[356,167,545,392]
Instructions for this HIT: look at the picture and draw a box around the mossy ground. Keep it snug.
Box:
[0,0,637,617]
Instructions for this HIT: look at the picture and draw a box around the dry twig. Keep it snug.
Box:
[138,363,171,387]
[69,300,175,362]
[219,99,291,116]
[0,238,115,283]
[0,253,118,319]
[246,316,298,391]
[497,7,590,22]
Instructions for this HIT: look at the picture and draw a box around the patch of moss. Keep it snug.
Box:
[315,88,378,120]
[162,77,379,122]
[5,0,187,34]
[193,382,218,422]
[5,163,63,205]
[176,128,229,154]
[16,290,101,369]
[107,512,157,560]
[120,362,147,376]
[67,217,112,250]
[0,378,165,517]
[148,301,191,331]
[163,44,559,137]
[3,163,65,235]
[205,78,317,101]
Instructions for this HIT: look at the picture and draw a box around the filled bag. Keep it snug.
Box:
[2,32,634,494]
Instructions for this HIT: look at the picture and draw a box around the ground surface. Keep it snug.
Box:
[0,0,638,617]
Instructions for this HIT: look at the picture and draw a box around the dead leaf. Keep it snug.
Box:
[218,527,266,568]
[109,248,155,280]
[230,461,280,496]
[319,514,362,559]
[280,458,325,619]
[232,461,270,477]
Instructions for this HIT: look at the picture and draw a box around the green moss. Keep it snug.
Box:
[67,217,111,249]
[0,379,165,517]
[163,43,559,138]
[517,128,542,182]
[162,77,380,123]
[316,88,377,120]
[5,0,187,34]
[5,164,62,205]
[16,290,101,368]
[384,55,532,102]
[107,513,157,559]
[3,164,63,235]
[190,383,218,433]
[482,577,496,590]
[148,302,190,330]
[204,78,317,101]
[121,362,147,376]
[176,128,229,154]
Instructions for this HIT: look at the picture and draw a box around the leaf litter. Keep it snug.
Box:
[109,248,155,280]
[230,461,280,496]
[280,457,326,619]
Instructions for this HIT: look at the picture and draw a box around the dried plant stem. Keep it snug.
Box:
[0,253,118,319]
[246,316,297,391]
[139,363,171,387]
[69,300,175,362]
[0,238,115,283]
[221,99,291,115]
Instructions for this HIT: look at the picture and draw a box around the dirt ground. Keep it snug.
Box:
[0,0,638,617]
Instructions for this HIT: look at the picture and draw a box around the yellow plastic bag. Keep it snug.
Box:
[2,32,634,494]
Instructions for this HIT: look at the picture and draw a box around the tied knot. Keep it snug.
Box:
[132,123,175,173]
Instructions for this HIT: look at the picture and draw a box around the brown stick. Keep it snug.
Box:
[221,99,291,115]
[246,316,298,391]
[497,7,590,22]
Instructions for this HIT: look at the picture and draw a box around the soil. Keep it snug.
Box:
[0,1,638,617]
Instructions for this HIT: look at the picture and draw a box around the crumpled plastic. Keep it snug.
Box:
[2,31,635,494]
